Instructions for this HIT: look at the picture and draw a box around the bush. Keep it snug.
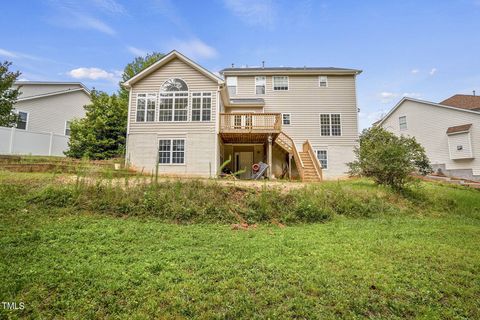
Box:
[348,127,431,190]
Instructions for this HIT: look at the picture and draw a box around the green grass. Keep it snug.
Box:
[1,171,479,318]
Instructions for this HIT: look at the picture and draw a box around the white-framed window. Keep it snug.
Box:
[159,78,189,122]
[158,139,185,164]
[227,76,237,96]
[273,76,289,91]
[255,76,266,95]
[136,93,156,122]
[16,111,28,130]
[320,113,341,136]
[316,149,328,169]
[399,116,407,130]
[65,121,71,136]
[319,76,328,88]
[159,92,188,122]
[282,113,291,125]
[191,92,212,121]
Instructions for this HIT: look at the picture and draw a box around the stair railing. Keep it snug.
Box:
[303,140,323,181]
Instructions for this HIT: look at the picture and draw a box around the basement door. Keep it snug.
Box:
[235,152,253,179]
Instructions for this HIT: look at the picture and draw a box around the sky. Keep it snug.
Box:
[1,0,479,129]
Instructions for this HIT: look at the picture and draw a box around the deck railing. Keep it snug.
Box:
[220,113,282,133]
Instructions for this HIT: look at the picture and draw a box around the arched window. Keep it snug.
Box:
[159,78,189,121]
[161,78,188,92]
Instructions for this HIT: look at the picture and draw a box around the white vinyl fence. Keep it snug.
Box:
[0,126,69,156]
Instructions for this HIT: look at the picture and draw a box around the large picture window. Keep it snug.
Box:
[158,139,185,164]
[320,113,341,136]
[159,78,189,122]
[191,92,212,121]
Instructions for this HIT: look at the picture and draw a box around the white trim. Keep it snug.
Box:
[282,113,291,125]
[319,76,328,88]
[377,97,480,127]
[272,76,289,91]
[15,110,29,130]
[123,50,223,87]
[16,88,90,101]
[158,138,187,165]
[319,113,342,137]
[254,76,266,95]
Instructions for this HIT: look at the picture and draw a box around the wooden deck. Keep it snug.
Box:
[219,113,281,143]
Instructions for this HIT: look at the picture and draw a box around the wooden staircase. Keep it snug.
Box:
[275,132,323,182]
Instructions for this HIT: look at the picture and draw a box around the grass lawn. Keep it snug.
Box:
[1,172,479,319]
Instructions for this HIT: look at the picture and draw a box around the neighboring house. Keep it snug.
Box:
[376,96,480,181]
[12,81,91,135]
[123,50,361,181]
[0,81,91,156]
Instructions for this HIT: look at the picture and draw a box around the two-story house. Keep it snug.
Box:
[123,50,361,181]
[377,96,480,181]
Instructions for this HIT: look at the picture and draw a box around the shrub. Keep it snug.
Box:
[348,127,431,190]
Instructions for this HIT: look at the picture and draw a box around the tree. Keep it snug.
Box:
[65,91,127,159]
[66,52,164,159]
[118,52,164,102]
[347,127,431,189]
[0,61,21,127]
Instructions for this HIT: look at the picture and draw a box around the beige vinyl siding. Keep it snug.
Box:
[232,74,358,179]
[380,99,480,177]
[127,58,219,176]
[13,90,90,135]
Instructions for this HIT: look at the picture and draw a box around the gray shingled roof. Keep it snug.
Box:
[220,67,361,74]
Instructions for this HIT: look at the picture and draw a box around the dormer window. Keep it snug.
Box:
[255,76,266,95]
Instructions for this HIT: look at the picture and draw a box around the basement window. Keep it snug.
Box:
[316,150,328,169]
[158,139,185,164]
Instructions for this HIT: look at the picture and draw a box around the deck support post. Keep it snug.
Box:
[288,153,292,180]
[267,135,273,179]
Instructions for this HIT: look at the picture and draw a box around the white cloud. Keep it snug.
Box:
[47,1,117,35]
[0,48,16,58]
[167,39,218,59]
[0,48,43,61]
[68,67,119,81]
[379,91,398,103]
[73,14,116,35]
[127,46,148,57]
[411,69,419,74]
[223,0,277,28]
[91,0,126,14]
[429,68,437,75]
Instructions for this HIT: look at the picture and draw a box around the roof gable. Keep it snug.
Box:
[122,50,223,88]
[376,97,480,127]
